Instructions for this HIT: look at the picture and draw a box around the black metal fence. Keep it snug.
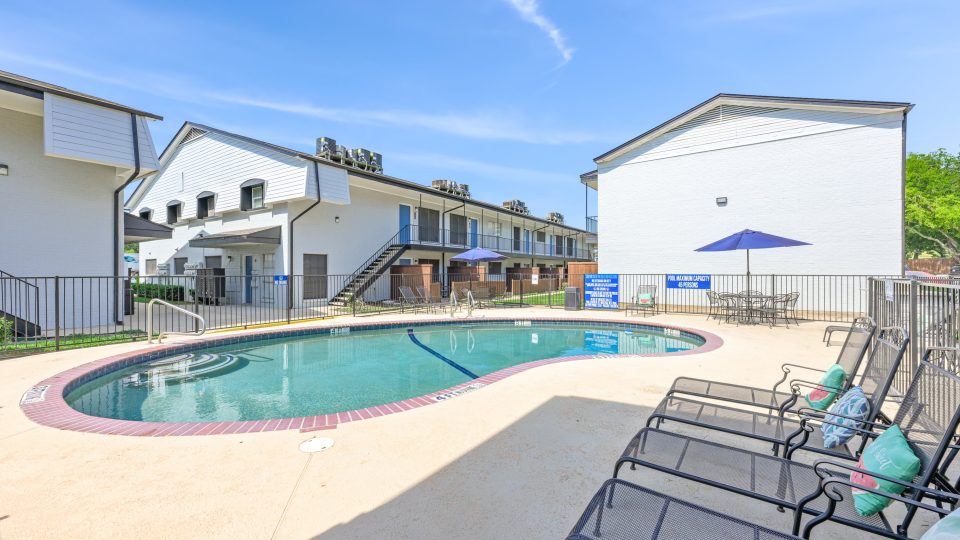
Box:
[866,277,960,393]
[1,271,936,357]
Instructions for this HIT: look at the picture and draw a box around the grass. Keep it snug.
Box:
[0,330,147,355]
[492,290,566,306]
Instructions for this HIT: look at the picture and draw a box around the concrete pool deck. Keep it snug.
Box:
[0,309,939,539]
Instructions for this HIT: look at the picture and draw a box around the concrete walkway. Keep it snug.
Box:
[0,309,938,539]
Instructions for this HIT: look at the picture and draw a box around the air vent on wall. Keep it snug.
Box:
[665,105,786,134]
[180,127,207,146]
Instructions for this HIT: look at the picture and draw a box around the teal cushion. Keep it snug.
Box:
[821,386,870,449]
[637,293,654,305]
[804,364,846,410]
[922,508,960,539]
[851,425,921,516]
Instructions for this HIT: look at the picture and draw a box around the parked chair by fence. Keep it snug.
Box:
[625,285,657,317]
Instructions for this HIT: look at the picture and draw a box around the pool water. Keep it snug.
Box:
[65,322,703,423]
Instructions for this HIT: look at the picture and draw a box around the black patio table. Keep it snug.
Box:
[723,291,776,325]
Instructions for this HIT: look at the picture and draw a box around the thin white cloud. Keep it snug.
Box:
[0,50,596,145]
[204,92,597,145]
[504,0,574,63]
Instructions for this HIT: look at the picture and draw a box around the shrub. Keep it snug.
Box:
[131,282,185,301]
[0,317,13,343]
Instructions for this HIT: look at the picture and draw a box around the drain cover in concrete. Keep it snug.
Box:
[299,437,335,453]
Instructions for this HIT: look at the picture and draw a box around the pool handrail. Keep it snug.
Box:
[146,298,206,344]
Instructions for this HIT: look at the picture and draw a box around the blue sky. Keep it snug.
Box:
[2,0,958,226]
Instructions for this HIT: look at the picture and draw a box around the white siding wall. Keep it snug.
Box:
[598,108,905,276]
[0,107,117,277]
[42,93,158,173]
[310,162,351,204]
[135,131,311,220]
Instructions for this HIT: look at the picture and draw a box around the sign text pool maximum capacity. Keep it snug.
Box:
[666,274,712,290]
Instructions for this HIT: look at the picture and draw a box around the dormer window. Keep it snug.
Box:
[166,201,182,224]
[196,191,215,219]
[240,180,265,211]
[139,208,152,221]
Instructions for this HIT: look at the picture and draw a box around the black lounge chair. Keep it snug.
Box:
[647,326,909,460]
[567,478,802,539]
[614,357,960,539]
[568,477,960,540]
[665,316,876,413]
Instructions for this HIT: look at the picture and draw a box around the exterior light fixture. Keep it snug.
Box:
[334,216,341,224]
[716,197,728,207]
[0,163,8,176]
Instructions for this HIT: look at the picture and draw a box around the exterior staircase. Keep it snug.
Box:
[0,270,42,337]
[329,228,410,306]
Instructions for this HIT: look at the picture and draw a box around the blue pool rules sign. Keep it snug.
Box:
[666,274,711,290]
[584,274,620,309]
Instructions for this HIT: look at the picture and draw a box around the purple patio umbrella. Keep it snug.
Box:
[695,229,811,276]
[449,247,508,263]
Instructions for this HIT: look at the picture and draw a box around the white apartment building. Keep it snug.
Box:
[128,123,591,306]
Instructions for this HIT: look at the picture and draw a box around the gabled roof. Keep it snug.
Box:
[594,93,913,164]
[130,122,589,233]
[0,69,162,120]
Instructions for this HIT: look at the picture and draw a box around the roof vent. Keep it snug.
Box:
[502,200,530,215]
[665,105,785,134]
[431,179,471,198]
[315,137,383,173]
[546,212,564,224]
[180,127,207,146]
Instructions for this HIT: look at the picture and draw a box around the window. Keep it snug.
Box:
[197,192,215,219]
[174,257,188,275]
[449,214,467,245]
[204,256,222,269]
[488,262,502,275]
[418,208,440,242]
[139,208,152,221]
[513,227,521,251]
[241,180,265,211]
[303,254,328,299]
[145,259,157,275]
[166,202,182,224]
[536,231,546,243]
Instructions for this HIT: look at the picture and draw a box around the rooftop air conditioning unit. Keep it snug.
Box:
[352,148,372,169]
[458,183,471,198]
[546,212,565,224]
[370,152,383,173]
[334,144,349,162]
[502,200,530,215]
[316,137,336,158]
[432,179,450,191]
[156,263,170,276]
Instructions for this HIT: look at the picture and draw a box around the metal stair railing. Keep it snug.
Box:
[334,225,411,300]
[146,298,206,343]
[0,270,40,335]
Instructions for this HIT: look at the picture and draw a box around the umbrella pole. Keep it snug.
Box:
[746,249,750,287]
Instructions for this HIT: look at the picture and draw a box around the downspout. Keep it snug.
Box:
[114,113,141,323]
[288,160,323,308]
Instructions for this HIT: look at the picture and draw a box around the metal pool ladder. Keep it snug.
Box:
[146,298,206,344]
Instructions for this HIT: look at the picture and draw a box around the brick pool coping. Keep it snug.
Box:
[20,317,723,437]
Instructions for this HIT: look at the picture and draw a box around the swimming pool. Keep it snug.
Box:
[23,319,719,435]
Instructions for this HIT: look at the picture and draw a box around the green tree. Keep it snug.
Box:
[905,149,960,262]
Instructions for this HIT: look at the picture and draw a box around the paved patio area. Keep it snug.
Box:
[0,309,940,539]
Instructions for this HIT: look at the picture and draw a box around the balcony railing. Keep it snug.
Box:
[586,216,598,234]
[397,225,591,260]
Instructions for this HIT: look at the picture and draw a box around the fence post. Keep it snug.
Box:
[286,274,291,325]
[193,275,200,333]
[908,279,919,372]
[54,276,60,351]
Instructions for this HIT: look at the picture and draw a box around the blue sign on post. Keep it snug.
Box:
[666,274,711,290]
[273,275,289,285]
[584,274,620,309]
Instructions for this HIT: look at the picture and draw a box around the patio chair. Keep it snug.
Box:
[759,292,800,327]
[614,357,960,539]
[646,326,909,460]
[398,285,420,307]
[705,290,725,322]
[625,285,657,317]
[665,316,876,413]
[569,476,960,540]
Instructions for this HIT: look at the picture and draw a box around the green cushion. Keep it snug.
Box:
[804,364,846,410]
[637,293,654,305]
[851,425,922,516]
[922,508,960,539]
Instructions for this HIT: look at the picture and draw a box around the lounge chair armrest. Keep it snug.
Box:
[796,407,884,427]
[812,459,921,486]
[789,379,845,395]
[797,414,883,438]
[818,476,959,516]
[780,363,828,376]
